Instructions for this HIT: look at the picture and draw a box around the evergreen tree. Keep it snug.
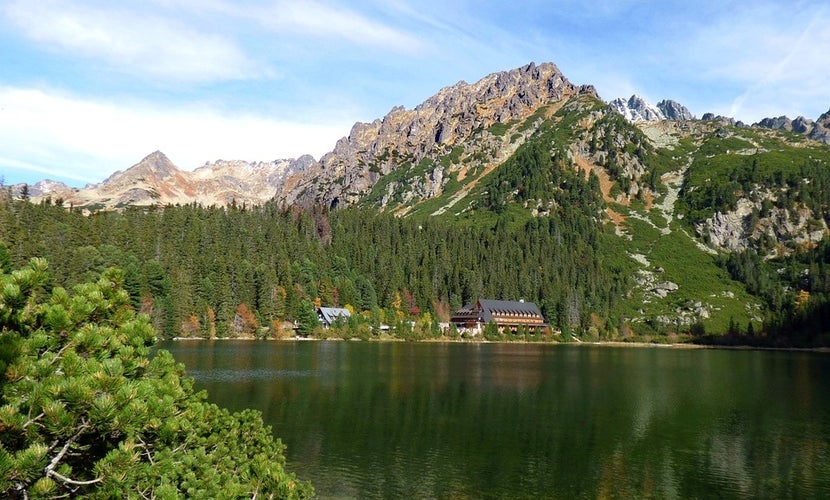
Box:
[0,259,312,497]
[296,299,318,336]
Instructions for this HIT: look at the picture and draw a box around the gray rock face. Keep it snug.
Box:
[697,198,756,252]
[657,99,694,120]
[282,62,590,207]
[754,109,830,145]
[808,109,830,143]
[652,281,679,298]
[791,116,814,134]
[610,95,693,122]
[695,197,828,256]
[610,95,664,121]
[701,113,735,125]
[756,116,793,131]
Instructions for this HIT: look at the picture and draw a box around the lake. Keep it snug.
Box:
[161,340,830,498]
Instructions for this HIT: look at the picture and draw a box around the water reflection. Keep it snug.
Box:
[163,341,830,498]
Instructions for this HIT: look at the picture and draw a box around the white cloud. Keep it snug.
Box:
[3,0,259,83]
[0,86,349,185]
[255,0,427,53]
[681,2,830,121]
[144,0,429,54]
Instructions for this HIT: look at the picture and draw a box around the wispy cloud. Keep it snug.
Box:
[679,2,830,121]
[149,0,429,54]
[3,0,259,83]
[263,0,425,52]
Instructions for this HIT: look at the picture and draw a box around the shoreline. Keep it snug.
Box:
[167,336,830,353]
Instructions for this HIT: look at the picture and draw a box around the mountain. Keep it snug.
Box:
[24,151,314,210]
[19,63,824,215]
[6,60,830,343]
[12,61,830,259]
[17,61,830,266]
[280,62,596,209]
[610,95,694,121]
[753,109,830,144]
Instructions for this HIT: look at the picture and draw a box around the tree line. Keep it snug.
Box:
[0,180,622,339]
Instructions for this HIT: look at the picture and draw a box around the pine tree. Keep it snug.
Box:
[296,299,318,336]
[0,259,313,497]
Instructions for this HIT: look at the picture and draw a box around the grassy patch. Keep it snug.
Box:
[488,121,512,137]
[518,106,550,133]
[438,146,465,168]
[603,213,759,334]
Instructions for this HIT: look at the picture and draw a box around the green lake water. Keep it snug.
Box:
[161,340,830,498]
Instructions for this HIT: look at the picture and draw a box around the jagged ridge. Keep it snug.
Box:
[27,151,314,210]
[279,62,596,208]
[610,95,694,122]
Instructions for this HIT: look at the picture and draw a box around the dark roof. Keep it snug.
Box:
[451,298,545,324]
[318,307,351,325]
[476,299,543,322]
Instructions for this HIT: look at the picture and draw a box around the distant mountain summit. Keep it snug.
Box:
[23,151,314,210]
[753,109,830,144]
[610,95,694,122]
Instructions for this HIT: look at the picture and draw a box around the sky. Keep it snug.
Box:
[1,0,828,187]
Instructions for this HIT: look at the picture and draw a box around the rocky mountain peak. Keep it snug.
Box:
[99,150,178,188]
[754,109,830,145]
[656,99,694,120]
[97,150,182,194]
[610,95,693,122]
[131,150,176,174]
[610,95,663,122]
[9,178,72,200]
[25,151,315,211]
[756,116,793,131]
[282,61,591,207]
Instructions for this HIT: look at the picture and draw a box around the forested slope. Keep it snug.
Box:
[0,195,622,339]
[2,95,829,346]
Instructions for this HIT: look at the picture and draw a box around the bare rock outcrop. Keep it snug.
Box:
[610,95,664,122]
[657,100,694,121]
[810,109,830,143]
[280,62,591,207]
[610,95,693,122]
[754,109,830,145]
[695,197,828,255]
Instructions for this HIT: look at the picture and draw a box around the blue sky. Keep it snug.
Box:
[1,0,828,187]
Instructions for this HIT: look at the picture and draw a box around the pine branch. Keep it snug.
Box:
[43,421,102,489]
[48,340,74,366]
[46,469,103,487]
[21,412,44,430]
[135,435,155,465]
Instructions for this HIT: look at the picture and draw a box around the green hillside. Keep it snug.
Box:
[394,94,830,343]
[2,95,829,346]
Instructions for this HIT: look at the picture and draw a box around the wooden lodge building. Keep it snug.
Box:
[451,299,547,335]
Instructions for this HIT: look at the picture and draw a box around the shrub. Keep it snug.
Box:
[0,259,313,498]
